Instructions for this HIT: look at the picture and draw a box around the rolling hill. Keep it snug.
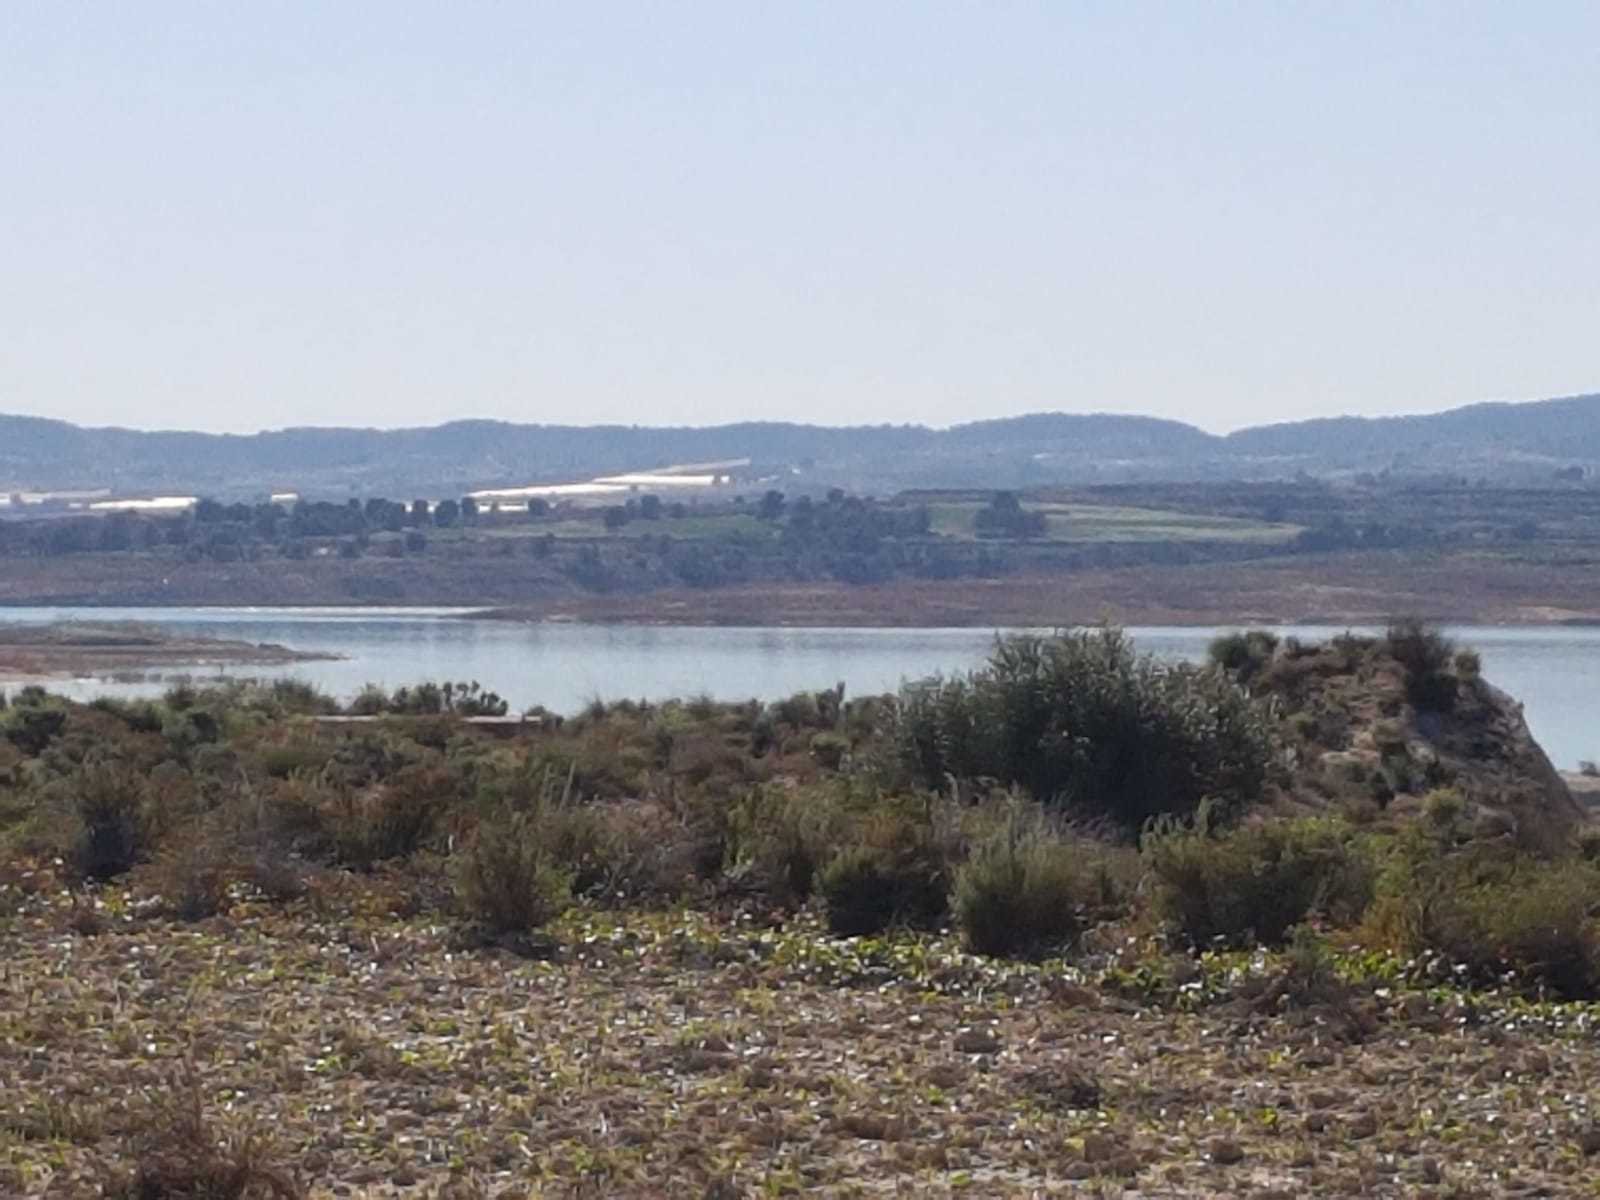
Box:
[3,393,1597,499]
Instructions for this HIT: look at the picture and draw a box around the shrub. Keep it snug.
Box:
[1207,630,1280,683]
[1384,618,1460,713]
[101,1068,302,1200]
[725,783,851,905]
[148,830,236,921]
[896,627,1279,828]
[818,812,952,937]
[327,764,457,868]
[952,819,1119,958]
[1145,811,1374,947]
[71,762,154,880]
[4,704,66,756]
[453,809,572,935]
[1368,816,1600,997]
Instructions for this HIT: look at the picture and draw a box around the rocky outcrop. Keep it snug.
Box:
[1242,631,1585,853]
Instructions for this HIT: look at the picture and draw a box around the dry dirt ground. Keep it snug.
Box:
[5,870,1600,1198]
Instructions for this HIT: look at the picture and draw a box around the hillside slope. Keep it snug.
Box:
[4,392,1599,496]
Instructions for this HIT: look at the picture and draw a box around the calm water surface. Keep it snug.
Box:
[1,606,1596,768]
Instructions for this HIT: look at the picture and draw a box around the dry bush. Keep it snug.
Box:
[146,827,238,921]
[454,808,572,935]
[101,1068,303,1199]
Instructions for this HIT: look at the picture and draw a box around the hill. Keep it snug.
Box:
[3,392,1600,498]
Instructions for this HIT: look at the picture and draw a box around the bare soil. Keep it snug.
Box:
[5,871,1600,1198]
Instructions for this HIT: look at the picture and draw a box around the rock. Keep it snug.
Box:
[1418,1157,1442,1184]
[1049,981,1101,1009]
[953,1028,1001,1054]
[1576,1124,1600,1155]
[836,1114,904,1141]
[1081,1132,1118,1163]
[1063,1161,1095,1181]
[1208,1137,1245,1165]
[1347,1112,1379,1139]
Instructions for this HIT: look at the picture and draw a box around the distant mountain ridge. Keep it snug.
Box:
[3,393,1598,498]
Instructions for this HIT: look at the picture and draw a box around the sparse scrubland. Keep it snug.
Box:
[4,626,1600,1196]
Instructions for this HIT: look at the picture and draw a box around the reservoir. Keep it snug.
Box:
[0,606,1594,769]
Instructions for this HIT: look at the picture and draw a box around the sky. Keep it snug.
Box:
[4,3,1598,436]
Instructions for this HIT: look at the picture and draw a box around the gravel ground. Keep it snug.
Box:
[5,872,1600,1198]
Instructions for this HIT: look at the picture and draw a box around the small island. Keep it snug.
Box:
[0,621,333,681]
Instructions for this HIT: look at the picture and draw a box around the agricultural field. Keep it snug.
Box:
[927,500,1302,545]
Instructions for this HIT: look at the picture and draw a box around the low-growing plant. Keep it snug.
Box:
[101,1067,302,1199]
[1145,809,1374,947]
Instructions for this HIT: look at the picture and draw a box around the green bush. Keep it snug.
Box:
[1384,618,1460,713]
[952,821,1115,958]
[1368,815,1600,997]
[896,627,1279,828]
[453,809,572,935]
[1145,811,1373,947]
[818,814,951,937]
[1207,630,1280,683]
[725,783,850,904]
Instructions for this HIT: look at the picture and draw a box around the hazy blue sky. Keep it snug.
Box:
[5,3,1598,434]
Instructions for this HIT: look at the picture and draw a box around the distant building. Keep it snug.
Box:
[88,495,198,513]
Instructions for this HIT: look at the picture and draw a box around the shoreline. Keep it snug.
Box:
[0,622,336,685]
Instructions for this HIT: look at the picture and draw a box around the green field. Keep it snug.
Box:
[928,501,1302,544]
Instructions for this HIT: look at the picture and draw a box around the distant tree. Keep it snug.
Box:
[759,490,786,521]
[433,499,460,528]
[638,494,662,520]
[338,539,361,560]
[98,516,134,553]
[527,498,551,518]
[410,499,430,526]
[974,492,1046,538]
[404,530,428,553]
[461,497,479,523]
[194,498,226,524]
[602,506,629,531]
[668,502,688,519]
